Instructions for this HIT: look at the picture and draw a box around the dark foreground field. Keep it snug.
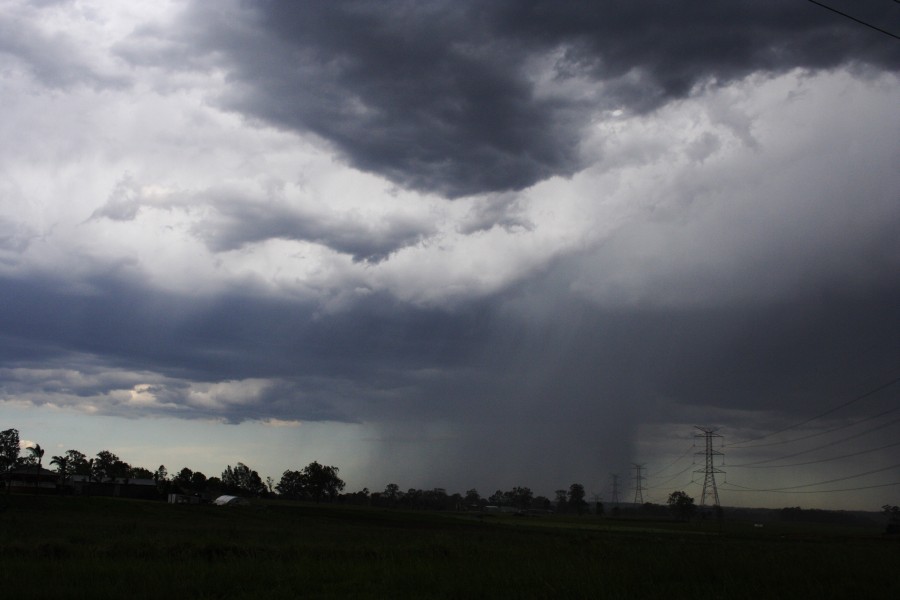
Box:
[1,495,897,599]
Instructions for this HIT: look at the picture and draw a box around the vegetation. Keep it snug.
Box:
[0,494,897,599]
[667,490,696,521]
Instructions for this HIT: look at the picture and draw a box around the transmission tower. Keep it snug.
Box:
[610,473,620,507]
[632,463,645,505]
[694,426,724,507]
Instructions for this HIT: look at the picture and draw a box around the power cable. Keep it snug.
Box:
[646,461,697,490]
[646,444,694,480]
[730,414,900,467]
[721,480,900,494]
[729,373,900,447]
[806,0,900,41]
[732,438,900,469]
[721,461,900,492]
[731,404,900,449]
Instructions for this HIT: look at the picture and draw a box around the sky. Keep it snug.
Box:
[1,0,898,510]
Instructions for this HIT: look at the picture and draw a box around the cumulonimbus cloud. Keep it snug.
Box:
[150,0,900,198]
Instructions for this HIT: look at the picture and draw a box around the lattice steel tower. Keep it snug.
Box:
[694,426,724,507]
[632,463,646,505]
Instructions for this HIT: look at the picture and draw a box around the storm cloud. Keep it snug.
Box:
[159,0,900,197]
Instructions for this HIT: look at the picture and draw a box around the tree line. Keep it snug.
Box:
[0,428,344,502]
[2,427,706,518]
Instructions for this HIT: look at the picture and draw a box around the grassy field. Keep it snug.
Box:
[1,494,897,599]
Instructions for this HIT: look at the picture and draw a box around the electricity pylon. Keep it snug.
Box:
[694,426,724,507]
[610,473,620,507]
[632,463,645,505]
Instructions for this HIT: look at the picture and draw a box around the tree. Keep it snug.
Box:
[190,471,208,493]
[667,491,696,522]
[383,483,401,506]
[50,455,70,484]
[276,470,305,499]
[0,428,20,471]
[568,483,587,514]
[129,466,154,480]
[172,467,194,492]
[0,429,20,494]
[152,465,169,493]
[222,463,265,496]
[301,461,344,503]
[205,476,223,495]
[92,450,120,483]
[65,450,90,477]
[27,443,45,469]
[554,489,568,512]
[109,458,132,482]
[533,495,552,510]
[25,443,46,493]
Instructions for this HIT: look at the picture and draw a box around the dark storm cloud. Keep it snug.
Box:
[0,269,491,420]
[167,0,900,198]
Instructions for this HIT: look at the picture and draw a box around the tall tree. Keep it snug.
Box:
[172,467,194,491]
[568,483,587,515]
[50,455,69,484]
[300,461,345,503]
[129,466,154,479]
[383,483,401,506]
[0,428,20,494]
[554,489,568,512]
[508,486,533,509]
[276,470,305,499]
[25,443,45,493]
[92,450,120,483]
[153,465,169,494]
[0,428,20,471]
[667,491,696,522]
[27,443,45,468]
[190,471,208,493]
[65,450,90,477]
[222,463,265,495]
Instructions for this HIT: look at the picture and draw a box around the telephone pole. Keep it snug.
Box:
[694,426,724,507]
[632,463,645,505]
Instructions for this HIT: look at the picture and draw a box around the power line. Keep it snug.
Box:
[646,444,695,480]
[721,480,900,494]
[731,439,900,470]
[730,415,900,467]
[806,0,900,41]
[729,373,900,447]
[647,461,697,490]
[722,461,900,493]
[731,404,900,449]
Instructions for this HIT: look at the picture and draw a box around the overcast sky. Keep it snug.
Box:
[1,0,898,510]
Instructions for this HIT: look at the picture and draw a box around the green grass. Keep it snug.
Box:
[1,495,898,599]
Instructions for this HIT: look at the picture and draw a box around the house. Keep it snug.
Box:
[67,474,159,499]
[3,466,58,493]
